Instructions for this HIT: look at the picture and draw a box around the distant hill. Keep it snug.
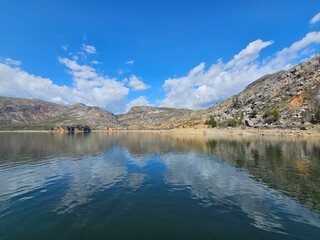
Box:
[117,106,194,130]
[0,97,118,130]
[0,55,319,130]
[0,97,192,130]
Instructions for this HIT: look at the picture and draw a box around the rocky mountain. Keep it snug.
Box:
[0,55,320,131]
[205,55,320,129]
[0,97,119,130]
[117,106,194,130]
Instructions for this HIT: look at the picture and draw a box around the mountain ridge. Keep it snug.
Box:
[1,55,320,130]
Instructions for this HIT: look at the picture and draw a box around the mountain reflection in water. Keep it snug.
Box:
[0,132,319,240]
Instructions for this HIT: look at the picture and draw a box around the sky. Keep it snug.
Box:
[1,0,320,113]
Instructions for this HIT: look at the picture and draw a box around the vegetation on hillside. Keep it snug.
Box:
[263,108,280,124]
[311,107,320,124]
[205,115,217,128]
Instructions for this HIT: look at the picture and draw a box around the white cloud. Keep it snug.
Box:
[91,60,102,65]
[117,69,124,75]
[267,32,320,70]
[159,32,320,109]
[225,39,274,69]
[62,45,68,51]
[0,58,129,113]
[82,44,97,54]
[3,58,21,66]
[310,12,320,24]
[72,55,79,61]
[125,96,152,112]
[126,60,134,65]
[58,57,129,112]
[128,75,150,91]
[0,63,69,105]
[77,51,86,58]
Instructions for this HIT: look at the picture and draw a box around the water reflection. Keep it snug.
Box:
[55,149,128,214]
[0,132,206,163]
[162,151,320,233]
[206,136,320,211]
[0,132,320,238]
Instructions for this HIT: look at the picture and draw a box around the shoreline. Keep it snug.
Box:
[169,126,320,138]
[1,126,320,137]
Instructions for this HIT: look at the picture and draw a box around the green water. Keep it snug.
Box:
[0,132,319,239]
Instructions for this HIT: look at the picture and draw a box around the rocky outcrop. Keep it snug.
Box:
[53,124,91,133]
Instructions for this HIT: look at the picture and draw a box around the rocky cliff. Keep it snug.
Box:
[0,56,319,131]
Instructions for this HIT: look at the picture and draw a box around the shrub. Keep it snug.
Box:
[249,110,257,119]
[311,107,320,124]
[263,108,280,124]
[226,118,239,127]
[205,115,217,128]
[239,112,244,122]
[232,97,241,109]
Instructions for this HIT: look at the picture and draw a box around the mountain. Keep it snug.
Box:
[0,56,320,131]
[0,97,119,130]
[205,55,320,129]
[0,97,192,130]
[117,106,194,130]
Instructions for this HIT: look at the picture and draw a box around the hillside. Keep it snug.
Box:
[0,98,119,130]
[0,55,319,131]
[117,106,195,130]
[205,55,320,129]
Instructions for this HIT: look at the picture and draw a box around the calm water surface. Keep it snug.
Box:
[0,132,319,240]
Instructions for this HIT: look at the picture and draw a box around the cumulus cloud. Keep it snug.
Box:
[310,12,320,24]
[3,58,21,66]
[128,75,150,91]
[225,39,274,69]
[125,96,152,112]
[126,60,134,65]
[0,63,69,104]
[0,58,129,113]
[267,32,320,70]
[159,32,320,109]
[82,44,96,54]
[58,57,129,112]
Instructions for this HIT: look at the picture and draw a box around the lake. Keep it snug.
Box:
[0,132,319,240]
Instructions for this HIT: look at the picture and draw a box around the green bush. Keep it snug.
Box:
[232,97,241,109]
[205,115,217,128]
[226,118,239,127]
[239,112,244,122]
[311,107,320,124]
[263,108,280,124]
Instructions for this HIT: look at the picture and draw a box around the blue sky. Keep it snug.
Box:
[1,0,320,113]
